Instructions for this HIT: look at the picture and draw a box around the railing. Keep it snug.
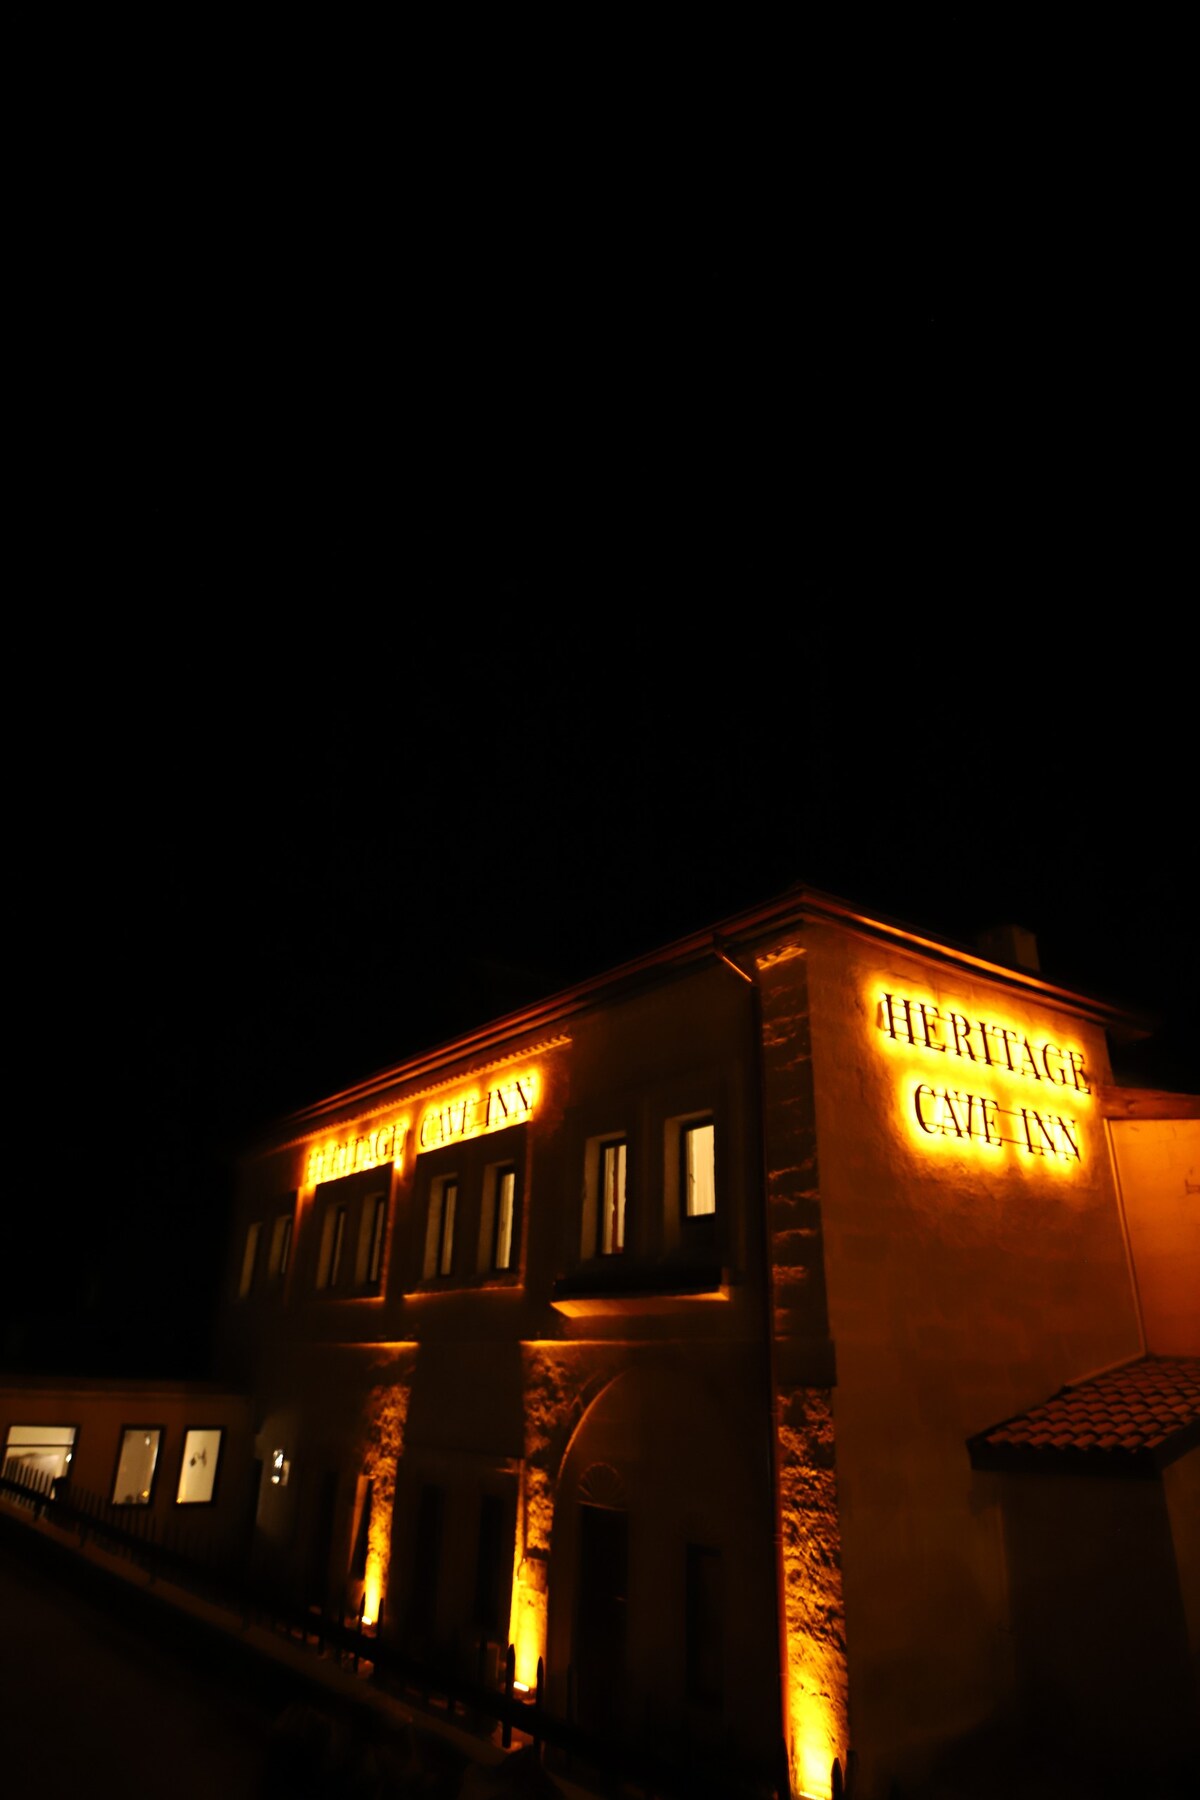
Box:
[0,1466,786,1800]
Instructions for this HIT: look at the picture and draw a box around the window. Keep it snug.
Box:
[238,1221,262,1297]
[492,1165,515,1271]
[598,1138,627,1254]
[423,1175,458,1279]
[476,1158,522,1277]
[580,1130,631,1260]
[316,1204,347,1289]
[3,1425,76,1487]
[681,1119,716,1219]
[686,1544,724,1706]
[267,1212,293,1279]
[112,1428,162,1506]
[355,1192,388,1287]
[176,1428,222,1505]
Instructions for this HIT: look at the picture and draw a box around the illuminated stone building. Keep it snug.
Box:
[212,889,1198,1795]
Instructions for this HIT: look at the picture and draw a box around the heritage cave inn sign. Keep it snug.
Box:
[304,1072,539,1187]
[876,991,1091,1163]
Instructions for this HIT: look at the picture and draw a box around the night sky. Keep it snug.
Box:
[7,170,1194,1378]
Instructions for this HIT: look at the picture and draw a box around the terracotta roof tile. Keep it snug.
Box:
[968,1356,1200,1476]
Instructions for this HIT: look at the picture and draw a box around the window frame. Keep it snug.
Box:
[597,1136,628,1256]
[316,1202,349,1290]
[364,1191,388,1286]
[267,1210,294,1280]
[237,1220,262,1298]
[2,1423,78,1488]
[174,1427,224,1507]
[679,1116,717,1224]
[110,1425,164,1508]
[490,1163,517,1272]
[424,1173,459,1280]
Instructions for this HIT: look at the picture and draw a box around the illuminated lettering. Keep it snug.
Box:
[1067,1048,1090,1094]
[882,993,918,1045]
[415,1072,539,1155]
[940,1090,965,1136]
[306,1119,408,1186]
[1055,1115,1080,1160]
[979,1095,1002,1147]
[918,1004,946,1052]
[879,987,1091,1164]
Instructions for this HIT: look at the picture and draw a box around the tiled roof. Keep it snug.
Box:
[968,1355,1200,1477]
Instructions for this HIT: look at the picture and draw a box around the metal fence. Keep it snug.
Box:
[0,1464,788,1800]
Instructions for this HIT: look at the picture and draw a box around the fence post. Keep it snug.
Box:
[502,1644,515,1749]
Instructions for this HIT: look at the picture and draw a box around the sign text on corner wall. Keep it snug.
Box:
[877,991,1090,1163]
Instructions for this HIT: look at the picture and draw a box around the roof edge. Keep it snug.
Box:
[267,882,1150,1139]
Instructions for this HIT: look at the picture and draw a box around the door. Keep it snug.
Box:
[576,1502,628,1733]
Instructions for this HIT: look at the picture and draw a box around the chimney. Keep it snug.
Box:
[975,923,1040,973]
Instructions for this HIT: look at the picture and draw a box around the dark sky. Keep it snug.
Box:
[6,154,1194,1377]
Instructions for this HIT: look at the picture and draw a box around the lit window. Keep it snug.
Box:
[493,1166,515,1271]
[598,1139,627,1254]
[112,1428,162,1506]
[316,1204,347,1289]
[356,1192,388,1286]
[238,1221,262,1297]
[682,1120,716,1218]
[424,1176,458,1278]
[3,1425,76,1487]
[267,1212,293,1279]
[176,1429,222,1505]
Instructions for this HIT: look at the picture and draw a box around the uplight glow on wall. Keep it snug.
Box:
[874,988,1092,1167]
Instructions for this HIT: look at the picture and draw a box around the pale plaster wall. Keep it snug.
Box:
[800,922,1142,1793]
[1110,1116,1200,1355]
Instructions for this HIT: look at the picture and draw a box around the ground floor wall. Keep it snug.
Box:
[999,1461,1199,1779]
[248,1335,783,1777]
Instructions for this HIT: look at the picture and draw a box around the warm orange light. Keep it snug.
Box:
[358,1380,412,1633]
[416,1070,538,1154]
[362,1561,381,1627]
[305,1118,409,1187]
[510,1567,548,1692]
[868,979,1093,1171]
